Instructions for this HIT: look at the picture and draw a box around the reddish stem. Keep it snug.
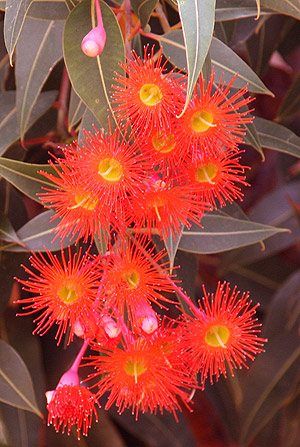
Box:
[95,0,104,28]
[57,66,70,138]
[71,339,90,372]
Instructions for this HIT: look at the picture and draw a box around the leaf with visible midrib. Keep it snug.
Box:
[254,117,300,158]
[0,340,42,418]
[177,0,216,116]
[63,0,125,130]
[3,0,34,63]
[16,18,64,140]
[0,157,55,202]
[178,214,287,254]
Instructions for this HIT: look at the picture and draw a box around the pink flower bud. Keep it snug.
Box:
[141,315,158,334]
[101,315,121,338]
[81,26,106,57]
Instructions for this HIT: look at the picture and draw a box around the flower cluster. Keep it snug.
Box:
[17,48,266,438]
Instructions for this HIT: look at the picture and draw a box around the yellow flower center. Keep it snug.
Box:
[124,357,147,383]
[98,157,123,183]
[151,132,176,154]
[190,110,215,133]
[205,325,230,348]
[73,193,98,211]
[139,83,163,107]
[58,283,79,305]
[195,162,218,184]
[123,269,140,289]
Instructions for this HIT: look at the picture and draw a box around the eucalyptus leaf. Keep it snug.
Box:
[16,17,64,140]
[161,30,272,95]
[178,214,287,254]
[177,0,216,115]
[239,272,300,444]
[1,210,74,252]
[63,0,125,129]
[68,88,86,130]
[0,212,21,244]
[0,90,57,156]
[215,0,271,21]
[0,157,55,202]
[3,0,34,63]
[163,226,184,271]
[276,75,300,122]
[261,0,300,20]
[0,340,42,417]
[254,117,300,157]
[27,0,69,20]
[131,0,158,28]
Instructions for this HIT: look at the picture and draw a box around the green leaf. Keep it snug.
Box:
[27,0,69,20]
[276,74,300,122]
[131,0,158,28]
[0,157,55,202]
[177,0,216,116]
[163,226,183,271]
[68,88,86,130]
[78,108,99,144]
[254,117,300,157]
[3,0,34,63]
[239,271,300,444]
[178,213,287,254]
[161,30,273,95]
[0,90,57,156]
[222,181,300,266]
[16,17,64,140]
[63,0,125,129]
[0,340,42,417]
[0,212,21,245]
[215,0,271,21]
[261,0,300,20]
[0,210,74,252]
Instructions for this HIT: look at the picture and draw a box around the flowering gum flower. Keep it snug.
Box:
[129,178,209,237]
[177,73,253,157]
[187,149,249,208]
[181,282,266,385]
[87,331,195,419]
[112,47,185,134]
[81,0,106,57]
[17,249,101,345]
[102,237,175,321]
[65,129,150,229]
[39,156,106,243]
[135,117,186,172]
[47,385,98,438]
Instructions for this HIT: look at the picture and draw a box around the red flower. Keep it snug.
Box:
[112,48,184,134]
[17,249,101,345]
[130,178,209,237]
[87,329,194,418]
[67,129,149,227]
[135,117,186,172]
[39,159,105,242]
[181,282,266,385]
[177,73,253,157]
[102,237,175,321]
[47,385,98,438]
[187,149,249,208]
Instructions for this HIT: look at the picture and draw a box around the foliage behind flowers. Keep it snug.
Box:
[0,1,299,446]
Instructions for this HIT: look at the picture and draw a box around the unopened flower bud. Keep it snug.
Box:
[58,368,80,388]
[81,26,106,57]
[101,315,121,338]
[141,315,158,334]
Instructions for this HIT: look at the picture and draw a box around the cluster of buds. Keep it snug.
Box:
[17,45,267,438]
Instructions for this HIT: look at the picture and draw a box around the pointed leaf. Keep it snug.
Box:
[163,226,183,271]
[0,340,42,417]
[2,210,74,252]
[215,0,271,21]
[16,18,64,140]
[63,0,125,129]
[0,91,57,156]
[0,157,55,202]
[131,0,158,28]
[177,0,215,115]
[178,214,287,254]
[0,212,21,245]
[254,117,300,157]
[3,0,34,63]
[161,30,272,95]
